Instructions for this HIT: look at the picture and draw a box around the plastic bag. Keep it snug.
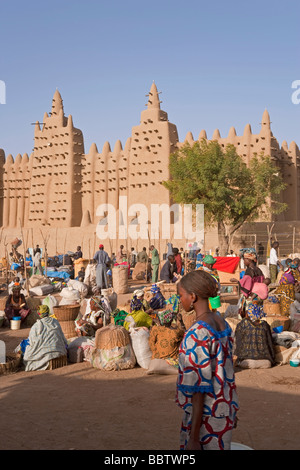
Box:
[42,295,58,315]
[129,327,152,369]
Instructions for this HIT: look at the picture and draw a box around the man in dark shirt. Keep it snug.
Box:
[160,255,178,283]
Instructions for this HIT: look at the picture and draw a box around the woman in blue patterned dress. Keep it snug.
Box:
[176,270,239,450]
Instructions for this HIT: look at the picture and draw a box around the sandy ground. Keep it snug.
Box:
[1,323,300,452]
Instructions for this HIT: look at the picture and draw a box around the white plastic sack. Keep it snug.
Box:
[67,279,88,297]
[42,295,58,315]
[29,284,54,296]
[60,286,81,301]
[129,327,152,369]
[258,264,270,279]
[59,297,79,306]
[291,348,300,361]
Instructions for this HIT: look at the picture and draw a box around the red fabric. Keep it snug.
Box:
[213,256,240,274]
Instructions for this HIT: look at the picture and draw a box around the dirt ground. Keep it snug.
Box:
[1,323,300,451]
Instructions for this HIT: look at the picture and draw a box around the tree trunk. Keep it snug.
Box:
[217,221,230,256]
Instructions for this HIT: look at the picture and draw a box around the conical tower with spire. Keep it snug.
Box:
[28,89,84,228]
[128,81,179,214]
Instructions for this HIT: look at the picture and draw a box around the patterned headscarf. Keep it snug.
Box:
[150,284,160,294]
[157,309,175,325]
[38,305,50,318]
[240,248,257,262]
[247,303,266,321]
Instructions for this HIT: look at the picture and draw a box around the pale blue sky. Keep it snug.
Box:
[0,0,299,157]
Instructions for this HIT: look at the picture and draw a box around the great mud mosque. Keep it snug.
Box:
[0,82,299,254]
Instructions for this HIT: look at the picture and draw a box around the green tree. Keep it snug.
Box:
[163,140,287,255]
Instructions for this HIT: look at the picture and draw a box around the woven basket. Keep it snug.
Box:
[162,285,178,296]
[47,355,68,370]
[263,315,290,331]
[181,311,196,330]
[263,301,281,316]
[0,296,8,311]
[59,320,77,339]
[95,324,130,350]
[53,304,80,322]
[0,353,22,375]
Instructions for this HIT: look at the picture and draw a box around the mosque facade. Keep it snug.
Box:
[0,82,299,237]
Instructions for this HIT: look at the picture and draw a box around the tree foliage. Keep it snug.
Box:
[163,140,287,253]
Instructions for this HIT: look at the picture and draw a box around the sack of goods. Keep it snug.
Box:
[59,286,80,305]
[67,279,88,298]
[101,288,118,311]
[29,284,54,297]
[88,324,136,371]
[129,326,152,369]
[112,265,128,294]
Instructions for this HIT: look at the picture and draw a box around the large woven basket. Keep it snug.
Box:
[181,310,196,330]
[0,353,22,375]
[95,324,130,350]
[53,304,80,322]
[59,320,77,339]
[0,296,8,311]
[47,355,68,370]
[263,301,281,316]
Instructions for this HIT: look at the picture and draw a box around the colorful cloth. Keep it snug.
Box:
[176,320,239,450]
[130,295,144,312]
[123,310,153,330]
[149,324,184,360]
[203,254,216,265]
[274,284,295,316]
[239,265,265,298]
[235,318,275,366]
[38,305,50,318]
[240,247,257,261]
[149,291,166,310]
[157,309,175,325]
[247,303,266,321]
[213,256,240,274]
[111,309,128,326]
[165,294,180,314]
[279,269,296,285]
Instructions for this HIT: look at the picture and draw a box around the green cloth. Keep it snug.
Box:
[151,248,159,265]
[111,309,128,326]
[152,264,159,283]
[203,255,217,265]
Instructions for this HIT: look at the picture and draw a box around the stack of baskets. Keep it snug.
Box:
[53,304,80,339]
[0,353,22,376]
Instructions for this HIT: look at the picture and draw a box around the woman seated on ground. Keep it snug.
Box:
[123,294,153,330]
[22,305,68,372]
[5,284,31,325]
[133,289,152,314]
[273,258,299,317]
[75,295,110,337]
[149,284,166,311]
[149,309,185,367]
[234,282,275,369]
